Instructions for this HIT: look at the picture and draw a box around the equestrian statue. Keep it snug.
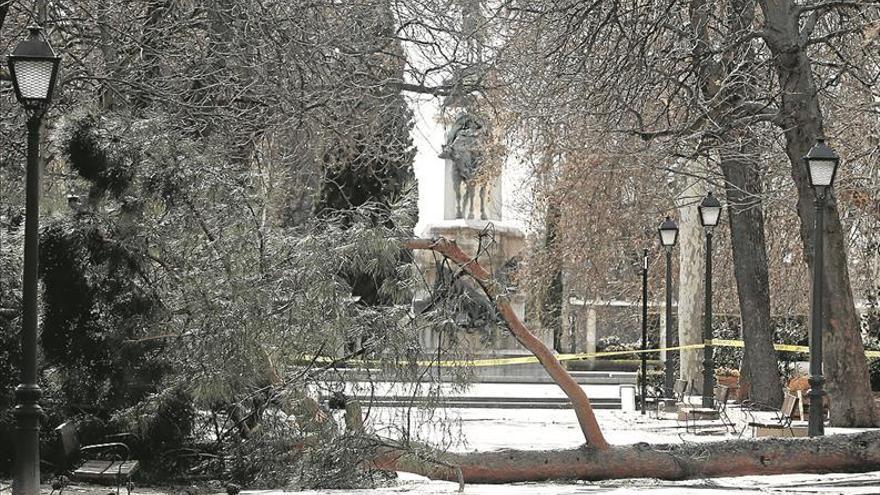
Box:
[438,113,489,220]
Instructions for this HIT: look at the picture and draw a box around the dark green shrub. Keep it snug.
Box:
[0,220,22,474]
[111,386,196,478]
[596,336,639,360]
[0,324,18,472]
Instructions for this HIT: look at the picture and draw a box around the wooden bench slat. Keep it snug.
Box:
[75,460,113,474]
[754,425,808,438]
[74,460,139,482]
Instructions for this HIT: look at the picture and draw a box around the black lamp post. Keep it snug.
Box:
[698,191,722,408]
[640,248,648,415]
[658,216,679,398]
[7,25,61,495]
[803,139,839,437]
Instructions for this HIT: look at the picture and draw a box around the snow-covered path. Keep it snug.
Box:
[268,406,880,494]
[363,406,876,450]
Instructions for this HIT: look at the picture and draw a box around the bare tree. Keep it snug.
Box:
[407,0,880,425]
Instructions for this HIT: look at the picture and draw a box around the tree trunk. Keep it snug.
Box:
[760,0,877,427]
[541,204,564,352]
[676,174,706,393]
[686,0,780,407]
[374,430,880,483]
[719,142,782,408]
[405,237,609,449]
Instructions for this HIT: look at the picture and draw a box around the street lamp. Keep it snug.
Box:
[803,139,839,437]
[698,191,722,408]
[640,248,648,415]
[658,216,679,397]
[7,25,61,495]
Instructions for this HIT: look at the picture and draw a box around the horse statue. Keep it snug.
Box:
[438,113,489,220]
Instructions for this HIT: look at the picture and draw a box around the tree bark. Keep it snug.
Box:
[676,174,706,393]
[405,237,609,449]
[759,0,877,427]
[373,430,880,483]
[719,142,782,408]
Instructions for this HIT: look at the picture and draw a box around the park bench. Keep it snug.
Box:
[744,391,806,438]
[54,421,139,494]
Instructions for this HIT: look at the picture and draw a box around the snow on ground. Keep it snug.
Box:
[8,403,876,494]
[299,405,880,494]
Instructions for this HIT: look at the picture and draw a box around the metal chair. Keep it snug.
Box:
[743,391,804,438]
[679,385,733,434]
[55,421,139,495]
[654,378,689,418]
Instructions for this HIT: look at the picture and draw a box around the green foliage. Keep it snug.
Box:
[712,317,744,372]
[295,435,393,490]
[66,113,135,200]
[314,49,417,310]
[0,216,23,473]
[596,336,639,360]
[111,385,196,475]
[539,206,564,351]
[40,106,470,487]
[39,216,165,417]
[0,0,473,485]
[869,356,880,391]
[317,95,415,215]
[225,427,300,488]
[0,323,19,472]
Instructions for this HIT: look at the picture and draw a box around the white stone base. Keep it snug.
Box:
[414,218,536,355]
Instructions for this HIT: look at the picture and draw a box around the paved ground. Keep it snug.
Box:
[9,470,879,495]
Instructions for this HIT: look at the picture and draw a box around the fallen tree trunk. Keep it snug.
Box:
[373,430,880,483]
[405,237,608,449]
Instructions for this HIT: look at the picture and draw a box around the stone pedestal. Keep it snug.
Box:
[414,219,536,354]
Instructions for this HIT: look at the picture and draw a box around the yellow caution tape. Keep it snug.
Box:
[709,338,880,357]
[438,339,880,366]
[308,339,880,368]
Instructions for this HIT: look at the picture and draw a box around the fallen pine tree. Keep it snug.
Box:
[371,430,880,483]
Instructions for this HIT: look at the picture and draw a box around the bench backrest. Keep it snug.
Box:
[673,379,689,400]
[781,393,798,420]
[714,385,730,407]
[55,421,81,459]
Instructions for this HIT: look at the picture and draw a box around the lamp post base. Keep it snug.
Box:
[13,384,42,495]
[807,375,825,437]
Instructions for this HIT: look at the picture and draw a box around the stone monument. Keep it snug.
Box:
[413,103,541,361]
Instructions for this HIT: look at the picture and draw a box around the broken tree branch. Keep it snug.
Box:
[405,236,609,450]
